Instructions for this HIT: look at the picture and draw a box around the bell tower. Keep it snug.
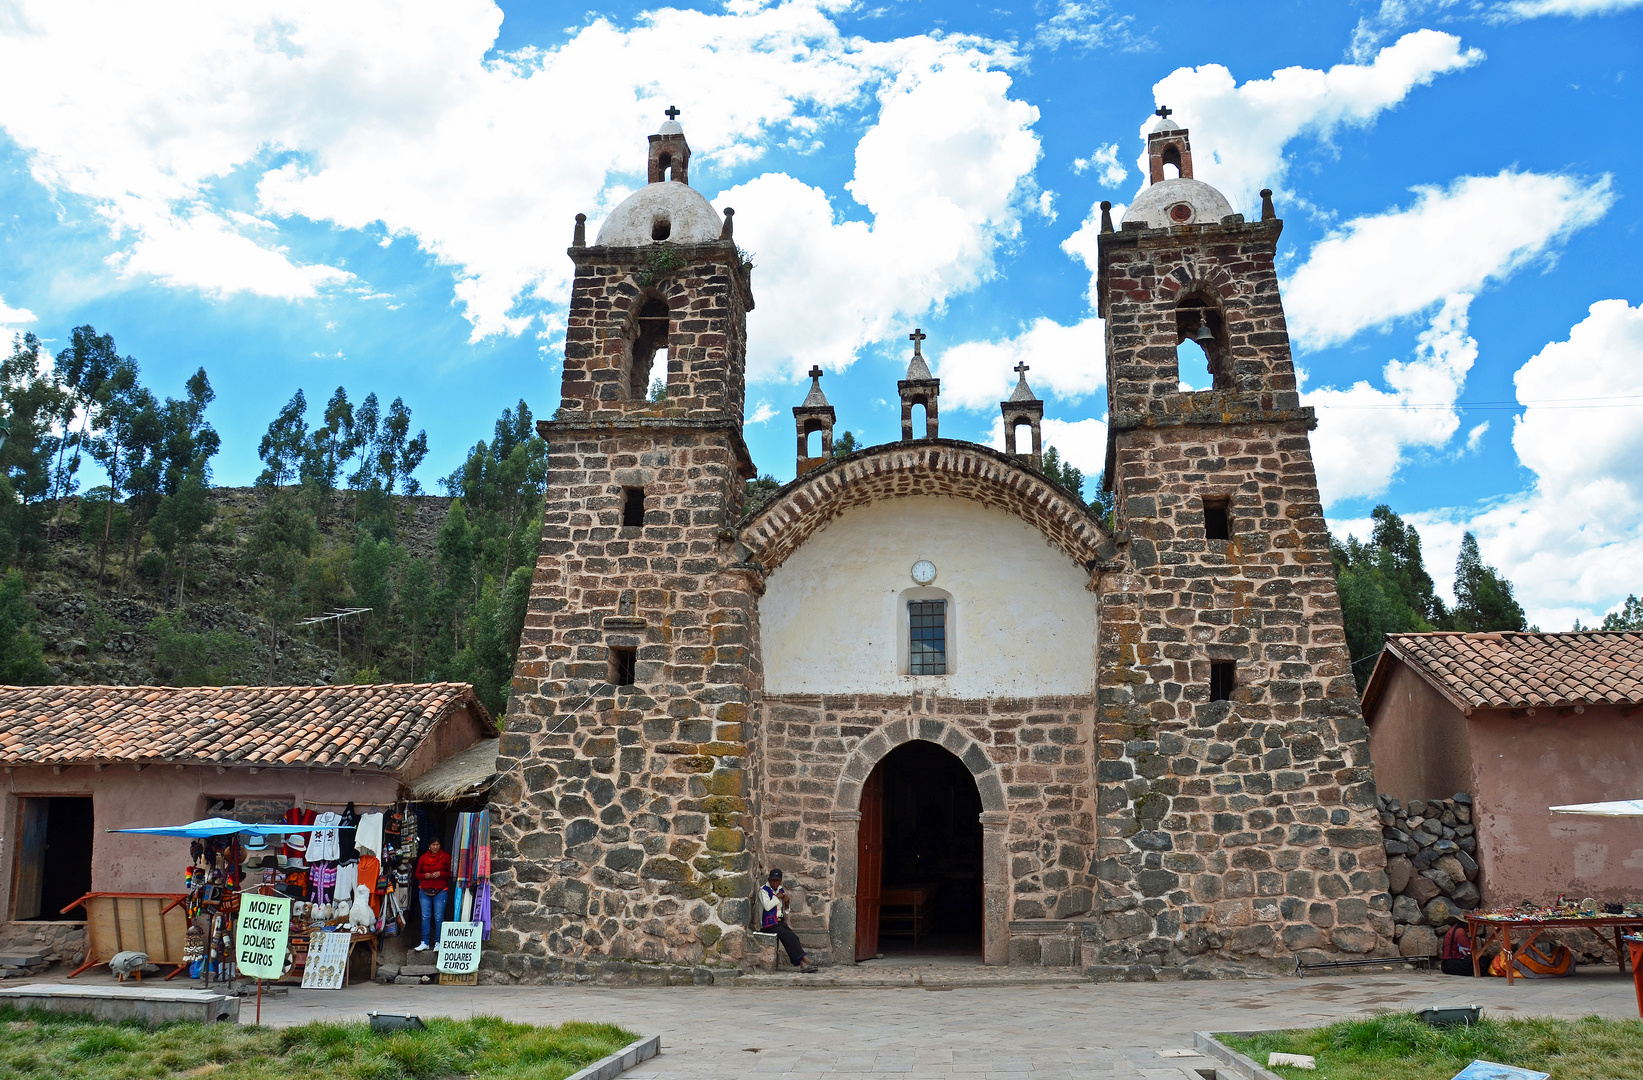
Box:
[488,112,765,980]
[1091,110,1390,974]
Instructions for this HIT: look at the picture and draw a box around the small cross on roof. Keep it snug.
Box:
[909,328,926,353]
[1155,105,1172,119]
[808,365,823,380]
[665,105,681,121]
[1014,361,1029,375]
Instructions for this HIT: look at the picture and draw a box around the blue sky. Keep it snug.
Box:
[1,0,1640,628]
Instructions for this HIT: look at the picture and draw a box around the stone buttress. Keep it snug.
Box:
[1090,115,1392,973]
[485,117,764,981]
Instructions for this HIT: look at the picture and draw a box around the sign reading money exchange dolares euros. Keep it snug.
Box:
[236,894,292,980]
[436,921,483,974]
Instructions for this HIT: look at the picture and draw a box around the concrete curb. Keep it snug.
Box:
[564,1034,661,1080]
[1193,1031,1285,1080]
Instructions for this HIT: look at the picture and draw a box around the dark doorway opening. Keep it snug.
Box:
[857,741,983,961]
[14,796,94,921]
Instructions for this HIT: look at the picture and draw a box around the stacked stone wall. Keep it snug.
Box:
[1381,791,1479,957]
[1094,218,1392,974]
[754,692,1098,942]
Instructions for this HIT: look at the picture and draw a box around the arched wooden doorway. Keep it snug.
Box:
[855,741,984,960]
[830,722,1010,966]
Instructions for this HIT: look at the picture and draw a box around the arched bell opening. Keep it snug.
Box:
[1174,289,1231,391]
[626,295,671,400]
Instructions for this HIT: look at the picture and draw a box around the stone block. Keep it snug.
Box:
[1398,925,1439,957]
[1403,875,1441,905]
[1385,856,1412,895]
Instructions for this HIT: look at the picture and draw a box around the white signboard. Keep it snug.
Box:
[235,894,292,980]
[300,930,350,989]
[436,921,483,974]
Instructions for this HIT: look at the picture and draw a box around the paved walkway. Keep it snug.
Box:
[240,965,1641,1079]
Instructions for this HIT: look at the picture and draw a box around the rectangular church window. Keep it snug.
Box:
[610,646,637,687]
[1210,661,1235,702]
[1203,497,1230,541]
[908,600,947,676]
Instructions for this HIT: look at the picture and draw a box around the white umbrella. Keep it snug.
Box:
[1548,799,1643,817]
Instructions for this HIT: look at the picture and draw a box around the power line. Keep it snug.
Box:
[1314,394,1643,412]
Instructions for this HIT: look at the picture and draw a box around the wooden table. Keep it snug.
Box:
[61,892,189,980]
[879,886,934,946]
[1466,914,1643,984]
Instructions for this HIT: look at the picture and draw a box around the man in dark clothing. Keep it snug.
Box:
[758,869,817,972]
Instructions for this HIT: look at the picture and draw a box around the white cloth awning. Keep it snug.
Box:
[1549,799,1643,817]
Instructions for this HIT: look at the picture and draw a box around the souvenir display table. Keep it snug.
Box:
[1466,912,1643,984]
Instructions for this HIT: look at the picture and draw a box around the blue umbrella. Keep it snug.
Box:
[110,817,318,837]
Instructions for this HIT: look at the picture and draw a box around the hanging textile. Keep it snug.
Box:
[310,812,341,862]
[358,854,382,916]
[355,812,384,857]
[338,802,359,862]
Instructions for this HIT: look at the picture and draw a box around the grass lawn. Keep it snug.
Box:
[0,1006,637,1080]
[1221,1013,1643,1080]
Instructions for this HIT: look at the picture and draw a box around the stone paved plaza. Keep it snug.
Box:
[248,966,1642,1078]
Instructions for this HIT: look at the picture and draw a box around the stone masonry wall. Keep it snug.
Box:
[487,424,761,980]
[487,239,761,983]
[1094,217,1391,975]
[754,692,1099,951]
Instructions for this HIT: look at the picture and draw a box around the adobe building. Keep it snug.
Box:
[486,109,1390,981]
[0,683,493,964]
[1364,630,1643,906]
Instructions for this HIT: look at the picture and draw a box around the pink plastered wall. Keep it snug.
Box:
[1467,705,1643,906]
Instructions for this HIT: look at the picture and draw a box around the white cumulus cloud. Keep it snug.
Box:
[1284,170,1613,350]
[723,41,1044,381]
[1335,299,1643,629]
[0,0,1040,354]
[1072,142,1127,187]
[1497,0,1643,17]
[987,415,1109,477]
[1305,294,1478,507]
[1143,30,1483,214]
[0,296,37,337]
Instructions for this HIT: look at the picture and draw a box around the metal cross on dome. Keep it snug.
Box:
[1155,105,1172,119]
[665,105,681,120]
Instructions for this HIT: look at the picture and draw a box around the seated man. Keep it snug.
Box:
[758,869,818,973]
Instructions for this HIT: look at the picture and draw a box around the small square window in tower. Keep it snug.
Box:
[622,488,646,528]
[908,599,947,676]
[1203,498,1230,541]
[1209,661,1235,702]
[610,646,637,687]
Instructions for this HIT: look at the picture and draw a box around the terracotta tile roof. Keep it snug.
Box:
[1372,631,1643,713]
[0,683,495,770]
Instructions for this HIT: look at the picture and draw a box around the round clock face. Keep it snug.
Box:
[911,560,937,585]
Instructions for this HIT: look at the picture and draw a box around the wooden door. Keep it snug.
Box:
[855,764,884,961]
[13,799,47,919]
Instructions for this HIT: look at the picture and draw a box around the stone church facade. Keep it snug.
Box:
[484,111,1391,982]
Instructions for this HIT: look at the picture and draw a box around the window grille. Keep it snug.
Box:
[908,599,947,675]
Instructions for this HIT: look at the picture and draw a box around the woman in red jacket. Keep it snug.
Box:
[414,838,453,951]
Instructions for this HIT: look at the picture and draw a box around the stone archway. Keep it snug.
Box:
[828,717,1010,966]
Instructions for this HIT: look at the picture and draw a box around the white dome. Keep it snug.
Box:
[595,181,723,247]
[1122,176,1236,230]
